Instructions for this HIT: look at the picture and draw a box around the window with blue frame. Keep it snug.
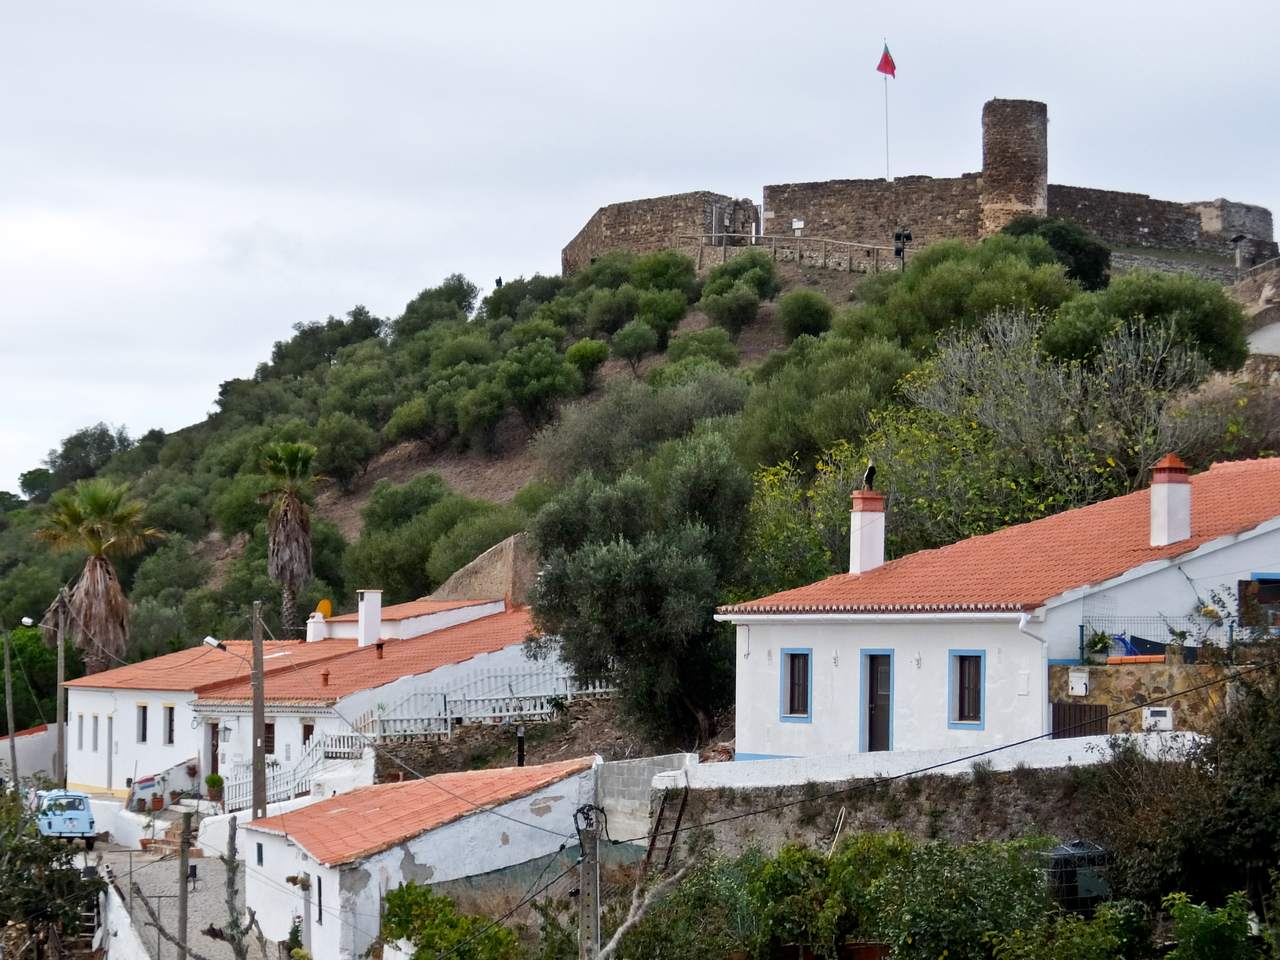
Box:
[781,649,812,721]
[948,650,985,729]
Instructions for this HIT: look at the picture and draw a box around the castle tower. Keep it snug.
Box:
[980,98,1048,235]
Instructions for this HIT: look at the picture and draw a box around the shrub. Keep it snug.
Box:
[636,288,689,346]
[778,289,835,341]
[585,283,641,334]
[499,340,582,426]
[1163,892,1257,960]
[383,396,433,444]
[666,327,738,368]
[612,319,660,375]
[382,882,517,960]
[699,282,760,336]
[703,249,781,299]
[209,474,268,538]
[1003,214,1111,291]
[425,507,525,584]
[360,474,449,532]
[628,249,698,298]
[564,337,609,388]
[314,412,379,491]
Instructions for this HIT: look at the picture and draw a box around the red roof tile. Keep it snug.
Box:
[246,757,593,865]
[722,457,1280,615]
[64,640,358,693]
[196,607,535,705]
[325,598,494,623]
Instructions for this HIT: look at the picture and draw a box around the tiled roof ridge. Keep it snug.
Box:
[722,455,1280,615]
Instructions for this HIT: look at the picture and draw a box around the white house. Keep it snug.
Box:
[243,756,596,960]
[718,455,1280,759]
[63,638,357,799]
[61,593,504,801]
[192,602,580,810]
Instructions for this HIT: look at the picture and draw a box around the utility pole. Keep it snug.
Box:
[4,626,17,788]
[251,601,267,821]
[55,590,68,788]
[177,810,194,960]
[577,808,600,960]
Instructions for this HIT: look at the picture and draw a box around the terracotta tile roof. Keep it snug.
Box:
[721,457,1280,616]
[195,606,536,705]
[64,639,358,693]
[325,598,494,623]
[246,757,593,866]
[2,724,48,739]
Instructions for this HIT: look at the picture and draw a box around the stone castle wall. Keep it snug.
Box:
[562,99,1274,277]
[762,174,982,249]
[561,190,757,275]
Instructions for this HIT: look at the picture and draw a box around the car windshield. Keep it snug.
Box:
[43,797,86,814]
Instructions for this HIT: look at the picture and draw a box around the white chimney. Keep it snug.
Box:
[357,589,382,647]
[1150,453,1191,547]
[849,490,886,574]
[305,611,327,643]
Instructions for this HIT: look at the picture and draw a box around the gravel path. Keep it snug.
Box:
[92,847,271,960]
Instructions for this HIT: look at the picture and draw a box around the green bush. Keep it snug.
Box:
[209,474,268,538]
[703,249,781,299]
[1003,214,1111,291]
[636,288,689,346]
[612,319,660,375]
[383,396,433,444]
[425,507,525,584]
[564,337,609,387]
[667,327,739,367]
[314,412,379,491]
[499,340,583,426]
[1163,892,1258,960]
[778,289,835,341]
[361,474,448,531]
[628,249,698,299]
[699,282,760,336]
[585,283,641,334]
[382,882,517,960]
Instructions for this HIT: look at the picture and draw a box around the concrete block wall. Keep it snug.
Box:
[596,752,698,844]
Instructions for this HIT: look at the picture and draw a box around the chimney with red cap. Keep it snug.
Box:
[849,489,886,574]
[1150,453,1191,546]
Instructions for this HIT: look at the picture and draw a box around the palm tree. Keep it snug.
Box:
[261,442,317,636]
[35,479,161,674]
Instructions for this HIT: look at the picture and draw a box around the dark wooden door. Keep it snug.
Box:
[1051,702,1109,739]
[867,655,891,751]
[209,722,220,775]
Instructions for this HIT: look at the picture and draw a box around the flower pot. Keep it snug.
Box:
[150,795,164,812]
[186,764,198,778]
[169,791,182,803]
[134,798,147,813]
[208,787,223,804]
[838,943,889,960]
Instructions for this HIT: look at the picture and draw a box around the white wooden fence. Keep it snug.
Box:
[221,667,613,811]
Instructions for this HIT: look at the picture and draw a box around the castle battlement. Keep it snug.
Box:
[562,99,1275,279]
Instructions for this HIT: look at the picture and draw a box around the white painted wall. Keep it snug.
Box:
[317,601,505,642]
[0,724,55,782]
[244,766,595,960]
[90,799,158,850]
[654,732,1201,791]
[66,688,201,795]
[102,881,151,960]
[732,617,1046,759]
[196,796,320,859]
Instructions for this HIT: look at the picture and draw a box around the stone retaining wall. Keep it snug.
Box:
[1048,662,1227,734]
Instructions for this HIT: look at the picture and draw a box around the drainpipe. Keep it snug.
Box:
[1078,623,1085,666]
[1018,612,1050,738]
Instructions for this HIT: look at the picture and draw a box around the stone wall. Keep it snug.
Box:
[762,174,981,249]
[1048,662,1227,734]
[430,532,537,606]
[1047,184,1203,252]
[561,191,757,275]
[1189,198,1274,246]
[980,98,1049,233]
[1110,250,1238,284]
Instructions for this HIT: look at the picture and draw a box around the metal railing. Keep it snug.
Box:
[1241,255,1280,280]
[676,233,900,273]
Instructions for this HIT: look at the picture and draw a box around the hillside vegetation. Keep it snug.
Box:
[3,220,1277,738]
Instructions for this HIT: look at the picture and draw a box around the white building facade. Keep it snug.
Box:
[721,457,1280,759]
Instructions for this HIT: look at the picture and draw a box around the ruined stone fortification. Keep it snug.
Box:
[563,98,1276,276]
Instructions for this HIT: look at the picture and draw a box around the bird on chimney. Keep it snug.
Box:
[862,459,876,491]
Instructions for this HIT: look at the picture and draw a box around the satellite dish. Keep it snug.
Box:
[315,598,333,618]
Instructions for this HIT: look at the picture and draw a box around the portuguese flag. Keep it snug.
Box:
[877,43,896,78]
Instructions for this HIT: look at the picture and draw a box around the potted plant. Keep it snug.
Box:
[150,794,164,812]
[205,772,224,804]
[134,797,147,813]
[186,764,198,779]
[1085,630,1112,664]
[169,789,182,803]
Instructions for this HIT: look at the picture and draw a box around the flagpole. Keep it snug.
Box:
[883,73,890,182]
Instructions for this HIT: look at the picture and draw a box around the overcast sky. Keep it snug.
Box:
[1,0,1276,491]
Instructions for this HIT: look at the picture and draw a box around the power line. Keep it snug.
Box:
[610,654,1280,847]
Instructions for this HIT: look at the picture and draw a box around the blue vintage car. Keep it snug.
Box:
[36,790,97,850]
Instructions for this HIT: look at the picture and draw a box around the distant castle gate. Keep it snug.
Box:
[562,99,1276,281]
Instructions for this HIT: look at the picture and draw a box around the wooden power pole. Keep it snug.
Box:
[177,810,194,960]
[3,626,17,787]
[251,601,267,821]
[55,590,68,788]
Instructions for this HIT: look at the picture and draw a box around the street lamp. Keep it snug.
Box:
[202,600,267,819]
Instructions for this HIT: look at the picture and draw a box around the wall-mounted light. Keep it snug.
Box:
[833,651,840,667]
[914,653,922,669]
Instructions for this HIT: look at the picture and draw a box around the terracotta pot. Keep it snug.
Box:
[150,795,164,811]
[838,943,889,960]
[208,787,223,803]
